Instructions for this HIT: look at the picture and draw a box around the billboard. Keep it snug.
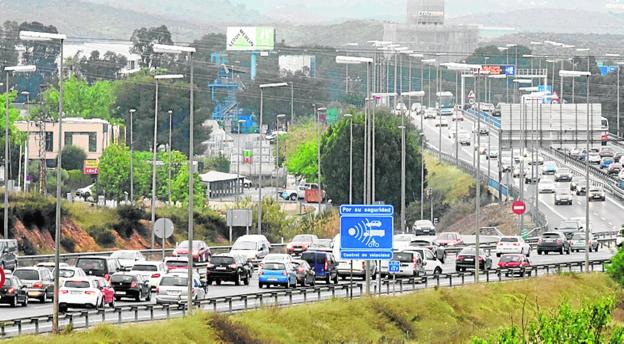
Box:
[83,160,99,175]
[278,55,317,77]
[482,65,515,76]
[226,27,275,51]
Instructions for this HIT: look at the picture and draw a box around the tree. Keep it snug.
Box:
[41,76,115,121]
[203,154,230,173]
[61,145,87,170]
[171,164,205,206]
[74,50,128,83]
[130,25,174,68]
[98,144,131,200]
[321,110,425,209]
[287,140,318,182]
[17,21,62,100]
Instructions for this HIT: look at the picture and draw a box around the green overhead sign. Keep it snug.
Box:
[226,27,275,51]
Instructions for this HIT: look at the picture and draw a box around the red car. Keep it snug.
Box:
[92,277,116,308]
[286,234,319,255]
[172,240,211,262]
[436,232,464,246]
[497,254,532,277]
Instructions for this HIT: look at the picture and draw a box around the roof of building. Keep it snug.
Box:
[199,171,242,183]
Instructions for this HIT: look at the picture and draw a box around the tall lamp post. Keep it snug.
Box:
[167,110,173,204]
[275,114,286,200]
[4,65,36,240]
[152,43,196,311]
[152,74,183,249]
[21,91,30,193]
[129,109,136,203]
[616,59,624,139]
[236,119,245,199]
[560,70,592,272]
[344,114,353,204]
[257,82,288,234]
[19,30,65,334]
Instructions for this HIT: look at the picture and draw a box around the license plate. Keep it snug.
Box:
[168,291,181,296]
[268,278,278,281]
[71,291,82,295]
[465,258,474,262]
[216,267,227,270]
[116,291,126,295]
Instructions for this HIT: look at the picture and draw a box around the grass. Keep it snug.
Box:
[65,202,118,231]
[4,274,620,344]
[425,152,475,205]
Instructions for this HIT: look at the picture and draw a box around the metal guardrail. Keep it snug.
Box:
[0,258,610,338]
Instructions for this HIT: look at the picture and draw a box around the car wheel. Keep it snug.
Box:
[21,295,28,307]
[333,274,339,284]
[566,248,570,255]
[207,279,212,285]
[10,296,16,307]
[559,248,564,255]
[40,292,47,303]
[59,304,67,313]
[244,275,250,286]
[216,280,222,286]
[135,293,141,302]
[289,194,297,201]
[340,275,346,281]
[115,296,122,301]
[300,279,307,287]
[258,283,264,289]
[456,266,461,272]
[434,267,442,277]
[325,275,331,284]
[146,291,151,302]
[235,273,241,286]
[496,253,501,258]
[109,299,115,308]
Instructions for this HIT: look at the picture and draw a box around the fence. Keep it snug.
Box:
[0,259,610,338]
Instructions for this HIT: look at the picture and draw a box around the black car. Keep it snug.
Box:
[110,272,151,301]
[206,254,251,286]
[0,275,28,307]
[0,239,18,272]
[455,247,492,272]
[76,256,121,280]
[291,259,316,287]
[537,232,570,255]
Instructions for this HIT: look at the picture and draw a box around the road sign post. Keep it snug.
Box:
[388,260,400,295]
[154,218,174,261]
[512,200,526,215]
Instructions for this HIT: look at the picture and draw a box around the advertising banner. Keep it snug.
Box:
[83,159,99,175]
[226,27,275,51]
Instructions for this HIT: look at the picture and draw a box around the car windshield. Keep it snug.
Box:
[500,255,523,262]
[500,237,518,243]
[166,260,188,267]
[264,263,286,270]
[58,269,77,278]
[178,241,203,249]
[311,239,332,248]
[459,248,485,256]
[111,274,134,283]
[395,235,413,242]
[211,256,235,265]
[77,259,106,272]
[572,233,586,240]
[437,233,457,240]
[160,276,187,287]
[542,233,560,239]
[393,252,414,262]
[64,280,91,288]
[292,235,315,243]
[3,278,12,287]
[132,264,158,272]
[232,241,257,250]
[111,251,136,259]
[14,269,39,280]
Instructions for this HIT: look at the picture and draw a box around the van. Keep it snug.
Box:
[75,256,121,280]
[380,251,424,278]
[300,250,338,284]
[229,235,271,264]
[0,239,18,271]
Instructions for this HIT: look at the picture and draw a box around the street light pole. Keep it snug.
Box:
[129,109,135,203]
[344,114,353,204]
[168,110,173,205]
[399,123,406,234]
[236,119,245,199]
[275,114,286,201]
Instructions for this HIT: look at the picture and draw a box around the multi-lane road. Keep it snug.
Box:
[415,109,624,234]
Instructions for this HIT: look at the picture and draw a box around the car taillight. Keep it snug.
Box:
[513,243,520,246]
[151,273,161,278]
[104,274,110,281]
[538,239,543,244]
[324,258,329,271]
[155,288,159,294]
[7,287,15,295]
[457,255,464,261]
[228,264,238,269]
[84,290,96,295]
[131,281,137,288]
[60,289,69,294]
[412,256,418,268]
[557,239,562,245]
[33,282,43,289]
[283,270,288,276]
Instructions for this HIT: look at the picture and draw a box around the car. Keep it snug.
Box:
[407,248,443,276]
[539,181,556,194]
[588,153,601,164]
[56,267,87,285]
[0,239,18,271]
[600,157,614,169]
[258,262,297,289]
[91,276,116,308]
[524,174,540,184]
[424,108,437,119]
[556,219,584,232]
[493,103,502,117]
[206,254,252,286]
[291,259,316,286]
[411,102,423,115]
[455,247,492,272]
[615,152,624,163]
[496,236,531,257]
[554,189,574,205]
[458,132,472,146]
[486,149,499,160]
[13,267,54,303]
[242,178,253,188]
[436,232,464,246]
[287,234,318,255]
[336,260,377,280]
[75,184,95,200]
[541,161,557,175]
[300,250,339,284]
[230,235,271,264]
[407,238,447,263]
[479,102,495,114]
[110,272,151,302]
[588,187,606,202]
[393,234,418,250]
[477,144,488,155]
[58,278,104,312]
[451,112,464,121]
[131,261,167,290]
[570,176,584,191]
[513,166,526,178]
[380,250,425,278]
[0,275,28,307]
[569,148,582,159]
[172,240,211,262]
[575,181,588,196]
[35,261,69,272]
[474,127,489,136]
[110,250,146,271]
[501,156,512,172]
[261,253,293,266]
[527,153,544,166]
[155,273,206,304]
[412,219,436,236]
[435,118,449,127]
[76,256,122,280]
[570,232,599,252]
[308,239,333,251]
[497,254,532,277]
[599,148,615,158]
[554,168,573,182]
[608,162,622,176]
[537,232,570,255]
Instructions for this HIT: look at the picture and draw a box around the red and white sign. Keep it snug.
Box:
[551,91,560,104]
[0,267,5,289]
[512,200,526,215]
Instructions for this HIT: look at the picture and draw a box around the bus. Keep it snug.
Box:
[436,91,455,116]
[601,117,609,146]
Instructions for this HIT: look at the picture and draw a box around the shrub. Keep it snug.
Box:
[65,169,94,192]
[87,225,116,247]
[18,237,37,255]
[606,247,624,287]
[61,145,87,171]
[113,205,146,238]
[60,237,76,252]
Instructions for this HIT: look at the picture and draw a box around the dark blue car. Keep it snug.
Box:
[300,251,339,284]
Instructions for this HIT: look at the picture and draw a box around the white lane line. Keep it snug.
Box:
[540,200,567,220]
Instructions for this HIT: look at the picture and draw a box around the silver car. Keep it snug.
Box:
[155,274,206,305]
[569,232,599,252]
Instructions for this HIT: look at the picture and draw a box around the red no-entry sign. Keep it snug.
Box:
[512,200,526,215]
[0,267,5,289]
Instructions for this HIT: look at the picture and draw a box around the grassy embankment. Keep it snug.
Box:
[5,274,621,344]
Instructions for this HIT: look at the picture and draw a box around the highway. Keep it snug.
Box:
[415,110,624,234]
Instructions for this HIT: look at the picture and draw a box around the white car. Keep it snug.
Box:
[539,181,556,194]
[75,184,95,200]
[110,250,146,271]
[336,260,377,280]
[131,261,167,290]
[155,273,206,305]
[496,236,531,257]
[58,278,104,312]
[406,248,443,276]
[230,235,271,264]
[394,234,417,250]
[451,112,464,121]
[435,118,449,127]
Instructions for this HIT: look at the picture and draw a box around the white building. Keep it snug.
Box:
[64,40,141,75]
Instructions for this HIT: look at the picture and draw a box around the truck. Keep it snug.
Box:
[436,91,455,116]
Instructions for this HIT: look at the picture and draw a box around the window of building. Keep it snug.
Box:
[64,132,73,146]
[45,132,53,152]
[88,133,96,152]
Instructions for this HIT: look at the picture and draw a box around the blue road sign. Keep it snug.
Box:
[339,204,394,260]
[388,260,400,274]
[502,65,516,76]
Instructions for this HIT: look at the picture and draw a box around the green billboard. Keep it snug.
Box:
[226,27,275,51]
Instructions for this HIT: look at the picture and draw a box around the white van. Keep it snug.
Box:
[229,235,271,264]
